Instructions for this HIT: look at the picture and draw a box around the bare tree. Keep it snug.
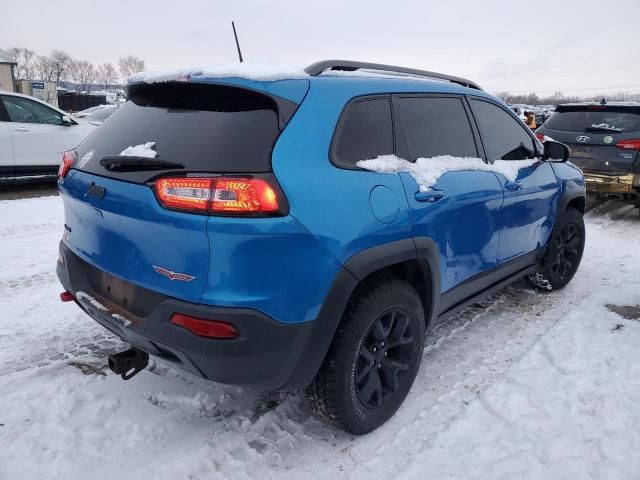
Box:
[118,55,145,80]
[6,47,36,79]
[34,55,56,82]
[49,50,73,85]
[72,60,97,91]
[97,62,117,89]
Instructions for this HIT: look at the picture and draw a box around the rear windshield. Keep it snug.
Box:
[544,107,640,133]
[75,83,285,182]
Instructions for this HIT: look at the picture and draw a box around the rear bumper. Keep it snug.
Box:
[56,242,323,390]
[584,172,639,199]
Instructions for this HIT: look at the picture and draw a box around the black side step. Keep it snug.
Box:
[108,348,149,380]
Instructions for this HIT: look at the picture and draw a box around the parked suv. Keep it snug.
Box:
[56,60,586,434]
[536,102,640,208]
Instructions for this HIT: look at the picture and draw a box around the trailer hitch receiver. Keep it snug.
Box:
[108,348,149,380]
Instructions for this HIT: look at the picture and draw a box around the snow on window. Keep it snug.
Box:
[356,155,537,191]
[119,142,158,158]
[128,63,308,84]
[590,123,622,131]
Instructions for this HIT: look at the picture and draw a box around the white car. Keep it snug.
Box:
[0,91,96,179]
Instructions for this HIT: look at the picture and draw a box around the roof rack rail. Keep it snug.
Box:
[305,60,482,90]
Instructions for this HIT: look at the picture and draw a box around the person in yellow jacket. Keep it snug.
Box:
[524,111,537,130]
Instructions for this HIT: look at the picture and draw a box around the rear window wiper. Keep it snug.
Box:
[100,156,184,172]
[585,126,622,133]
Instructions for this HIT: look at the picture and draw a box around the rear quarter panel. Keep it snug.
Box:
[271,79,414,266]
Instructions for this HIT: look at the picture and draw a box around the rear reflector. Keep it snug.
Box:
[58,151,77,178]
[170,313,239,339]
[60,291,75,302]
[616,139,640,150]
[155,176,283,216]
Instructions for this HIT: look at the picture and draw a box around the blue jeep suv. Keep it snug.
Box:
[56,60,586,434]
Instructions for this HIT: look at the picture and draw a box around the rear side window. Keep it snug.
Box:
[332,98,393,168]
[397,97,477,160]
[470,99,536,161]
[76,83,285,182]
[544,109,640,133]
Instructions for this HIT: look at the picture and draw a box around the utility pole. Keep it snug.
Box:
[232,21,243,63]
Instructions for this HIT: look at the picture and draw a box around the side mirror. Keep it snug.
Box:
[61,115,73,126]
[543,140,570,162]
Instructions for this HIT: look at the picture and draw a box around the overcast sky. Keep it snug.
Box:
[2,0,639,96]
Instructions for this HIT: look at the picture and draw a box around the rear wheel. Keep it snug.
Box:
[528,207,585,291]
[306,277,425,435]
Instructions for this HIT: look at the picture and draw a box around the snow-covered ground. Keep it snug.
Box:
[1,195,639,480]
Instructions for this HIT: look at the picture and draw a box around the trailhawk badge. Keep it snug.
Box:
[79,149,95,168]
[152,265,196,282]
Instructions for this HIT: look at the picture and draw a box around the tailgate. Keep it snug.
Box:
[59,169,210,304]
[540,105,640,175]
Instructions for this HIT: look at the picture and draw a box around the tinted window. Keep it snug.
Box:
[76,83,284,182]
[398,97,477,160]
[332,98,393,168]
[544,109,640,133]
[470,99,536,160]
[2,96,63,125]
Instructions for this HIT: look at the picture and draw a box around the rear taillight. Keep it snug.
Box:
[616,139,640,150]
[170,313,239,339]
[155,176,286,216]
[58,151,77,178]
[535,133,545,142]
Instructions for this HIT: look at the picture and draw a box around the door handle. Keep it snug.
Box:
[415,190,445,203]
[504,181,522,191]
[13,126,30,132]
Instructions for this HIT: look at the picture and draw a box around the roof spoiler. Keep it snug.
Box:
[305,59,482,91]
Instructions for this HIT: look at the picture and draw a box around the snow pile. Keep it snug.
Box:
[357,155,537,191]
[119,142,157,158]
[128,63,308,84]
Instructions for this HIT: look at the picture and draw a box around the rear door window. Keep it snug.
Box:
[331,97,394,168]
[1,96,64,125]
[397,96,477,160]
[470,99,536,161]
[75,83,285,183]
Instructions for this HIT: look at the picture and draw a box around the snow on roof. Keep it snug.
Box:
[127,63,309,84]
[0,48,17,65]
[319,68,454,85]
[357,155,537,192]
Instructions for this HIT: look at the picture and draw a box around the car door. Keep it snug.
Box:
[394,95,504,294]
[0,94,82,169]
[468,97,560,263]
[0,107,14,176]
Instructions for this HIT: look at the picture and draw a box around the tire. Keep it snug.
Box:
[306,277,425,435]
[528,207,585,291]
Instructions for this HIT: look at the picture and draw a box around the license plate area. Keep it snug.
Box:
[100,271,138,311]
[570,145,592,158]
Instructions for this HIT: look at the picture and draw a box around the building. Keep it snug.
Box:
[0,48,17,92]
[14,79,58,107]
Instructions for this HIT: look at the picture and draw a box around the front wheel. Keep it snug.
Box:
[305,277,425,435]
[529,207,585,291]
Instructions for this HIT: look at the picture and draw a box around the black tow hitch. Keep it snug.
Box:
[108,348,149,380]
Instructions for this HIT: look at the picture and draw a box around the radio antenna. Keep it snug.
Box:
[232,21,244,63]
